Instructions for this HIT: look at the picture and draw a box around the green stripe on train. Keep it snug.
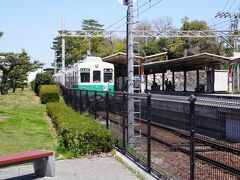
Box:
[73,84,114,96]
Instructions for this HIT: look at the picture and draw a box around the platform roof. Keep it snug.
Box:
[102,52,167,65]
[143,53,232,74]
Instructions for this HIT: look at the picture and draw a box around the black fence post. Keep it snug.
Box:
[189,95,197,180]
[86,90,89,112]
[79,89,82,114]
[94,91,97,119]
[122,91,126,155]
[69,89,71,106]
[71,89,74,107]
[106,91,109,129]
[74,89,77,111]
[147,92,152,173]
[67,88,70,105]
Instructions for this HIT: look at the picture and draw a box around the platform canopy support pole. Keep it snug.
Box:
[184,71,187,92]
[172,71,175,87]
[162,72,165,91]
[211,65,215,93]
[196,69,199,89]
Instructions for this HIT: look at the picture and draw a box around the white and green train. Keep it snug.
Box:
[54,56,114,92]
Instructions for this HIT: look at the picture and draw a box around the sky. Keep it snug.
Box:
[0,0,239,67]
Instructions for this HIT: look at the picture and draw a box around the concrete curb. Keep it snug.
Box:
[115,151,158,180]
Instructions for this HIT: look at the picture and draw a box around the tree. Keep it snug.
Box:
[140,17,183,58]
[0,53,21,94]
[81,19,103,30]
[0,32,3,38]
[153,16,174,31]
[180,17,224,56]
[134,20,153,55]
[0,51,42,94]
[52,19,107,67]
[81,19,105,56]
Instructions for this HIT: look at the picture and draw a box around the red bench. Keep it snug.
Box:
[0,150,55,177]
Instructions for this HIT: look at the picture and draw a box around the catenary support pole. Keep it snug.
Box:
[61,12,66,86]
[122,91,126,154]
[147,93,152,173]
[189,95,197,180]
[54,51,57,75]
[127,0,134,147]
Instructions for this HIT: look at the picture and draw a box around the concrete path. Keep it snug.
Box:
[0,156,139,180]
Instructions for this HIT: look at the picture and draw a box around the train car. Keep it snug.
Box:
[55,56,114,92]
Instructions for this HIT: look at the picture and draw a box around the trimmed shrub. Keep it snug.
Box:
[46,102,115,157]
[34,73,54,95]
[40,85,60,104]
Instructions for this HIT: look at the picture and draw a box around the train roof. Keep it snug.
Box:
[64,56,113,72]
[83,56,102,63]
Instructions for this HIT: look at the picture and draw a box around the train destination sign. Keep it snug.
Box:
[80,68,90,72]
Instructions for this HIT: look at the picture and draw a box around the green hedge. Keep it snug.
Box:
[31,80,35,91]
[39,85,60,104]
[34,73,54,95]
[46,102,115,157]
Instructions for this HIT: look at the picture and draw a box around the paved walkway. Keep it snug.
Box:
[0,156,139,180]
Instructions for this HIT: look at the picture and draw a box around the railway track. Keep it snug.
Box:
[100,112,240,177]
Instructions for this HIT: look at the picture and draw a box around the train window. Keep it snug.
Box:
[81,72,90,83]
[104,72,113,82]
[93,71,101,82]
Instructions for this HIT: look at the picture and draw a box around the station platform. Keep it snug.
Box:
[150,90,240,100]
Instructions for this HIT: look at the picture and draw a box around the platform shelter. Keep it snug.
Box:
[102,52,168,91]
[143,53,231,93]
[103,52,231,93]
[229,54,240,93]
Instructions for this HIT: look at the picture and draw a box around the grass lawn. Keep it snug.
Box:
[0,88,56,155]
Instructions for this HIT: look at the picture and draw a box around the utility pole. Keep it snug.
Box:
[54,50,57,75]
[127,0,134,147]
[62,12,66,85]
[215,11,240,56]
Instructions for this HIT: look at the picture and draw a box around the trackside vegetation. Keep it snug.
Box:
[39,85,60,104]
[46,101,116,157]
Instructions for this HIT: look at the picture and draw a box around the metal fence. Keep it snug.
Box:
[59,84,240,180]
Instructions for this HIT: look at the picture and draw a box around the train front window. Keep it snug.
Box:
[81,73,90,83]
[104,72,113,82]
[93,71,101,82]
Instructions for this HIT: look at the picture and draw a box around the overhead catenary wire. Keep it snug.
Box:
[228,0,237,12]
[214,23,232,30]
[232,1,240,13]
[207,0,239,28]
[134,0,163,20]
[105,0,152,31]
[207,0,230,25]
[108,0,164,32]
[223,0,230,11]
[209,17,234,29]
